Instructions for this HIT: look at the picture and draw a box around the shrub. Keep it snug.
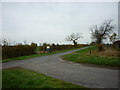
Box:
[97,44,104,52]
[99,48,120,57]
[2,44,37,59]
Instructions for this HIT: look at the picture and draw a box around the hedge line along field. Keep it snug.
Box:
[2,43,88,59]
[2,43,37,59]
[40,44,88,51]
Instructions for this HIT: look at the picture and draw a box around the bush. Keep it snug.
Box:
[99,48,120,57]
[97,44,104,52]
[2,44,37,59]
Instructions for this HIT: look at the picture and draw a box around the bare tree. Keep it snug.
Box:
[90,19,114,44]
[65,33,82,46]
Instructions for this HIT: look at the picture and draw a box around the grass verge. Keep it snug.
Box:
[61,46,119,67]
[2,67,84,88]
[1,47,85,63]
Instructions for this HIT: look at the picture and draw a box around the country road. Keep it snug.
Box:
[2,47,119,88]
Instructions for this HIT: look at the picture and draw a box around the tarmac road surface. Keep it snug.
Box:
[2,47,119,88]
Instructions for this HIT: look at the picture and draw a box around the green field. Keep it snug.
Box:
[2,47,84,63]
[61,46,119,67]
[2,67,84,88]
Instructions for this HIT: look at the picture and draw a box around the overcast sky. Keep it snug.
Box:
[2,2,118,45]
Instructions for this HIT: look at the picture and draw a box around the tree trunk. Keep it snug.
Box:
[97,37,102,44]
[73,40,77,46]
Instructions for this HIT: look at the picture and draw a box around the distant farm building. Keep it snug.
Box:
[113,40,120,48]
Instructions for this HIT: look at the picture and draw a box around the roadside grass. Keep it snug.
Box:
[1,47,85,63]
[2,67,84,88]
[61,46,119,67]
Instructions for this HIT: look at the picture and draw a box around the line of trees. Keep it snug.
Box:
[65,19,118,46]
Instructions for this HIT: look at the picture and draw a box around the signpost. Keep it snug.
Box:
[46,46,51,52]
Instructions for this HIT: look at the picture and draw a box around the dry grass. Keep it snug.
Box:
[89,47,120,58]
[99,48,120,58]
